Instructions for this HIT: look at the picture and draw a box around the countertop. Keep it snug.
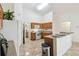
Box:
[31,29,52,33]
[45,32,73,38]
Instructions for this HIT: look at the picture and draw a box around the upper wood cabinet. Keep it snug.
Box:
[31,22,52,29]
[0,4,3,29]
[41,22,52,29]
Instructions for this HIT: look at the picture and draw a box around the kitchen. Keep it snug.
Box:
[21,3,74,56]
[20,3,53,56]
[0,3,79,56]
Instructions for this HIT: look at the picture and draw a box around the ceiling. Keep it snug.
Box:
[2,3,79,16]
[23,3,53,15]
[23,3,79,15]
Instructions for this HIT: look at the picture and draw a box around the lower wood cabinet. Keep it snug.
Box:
[31,31,52,40]
[31,32,36,41]
[44,36,54,56]
[41,32,52,39]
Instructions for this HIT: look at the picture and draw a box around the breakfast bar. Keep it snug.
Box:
[44,32,73,56]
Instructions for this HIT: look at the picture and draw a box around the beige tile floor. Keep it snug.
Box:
[64,42,79,56]
[7,41,17,56]
[25,39,44,56]
[19,38,44,56]
[19,38,79,56]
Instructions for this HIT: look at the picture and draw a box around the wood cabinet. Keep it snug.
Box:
[31,22,52,39]
[31,23,40,29]
[31,32,36,41]
[44,36,54,56]
[0,4,3,29]
[41,32,52,39]
[31,22,52,29]
[41,22,52,29]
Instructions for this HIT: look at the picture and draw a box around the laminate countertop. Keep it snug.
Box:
[45,32,73,38]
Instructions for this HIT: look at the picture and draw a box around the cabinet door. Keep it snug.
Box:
[57,35,72,56]
[57,38,63,56]
[0,4,3,29]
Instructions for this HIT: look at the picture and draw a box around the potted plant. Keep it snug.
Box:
[3,9,14,20]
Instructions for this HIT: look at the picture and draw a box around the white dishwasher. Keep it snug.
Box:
[32,29,41,40]
[36,30,41,40]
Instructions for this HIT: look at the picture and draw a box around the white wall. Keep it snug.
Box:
[23,8,42,23]
[41,12,53,23]
[23,8,42,28]
[0,20,18,55]
[0,3,19,55]
[22,6,42,39]
[0,3,23,56]
[1,3,14,12]
[14,3,24,56]
[53,4,79,42]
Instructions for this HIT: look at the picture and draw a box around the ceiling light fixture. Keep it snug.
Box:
[37,3,48,10]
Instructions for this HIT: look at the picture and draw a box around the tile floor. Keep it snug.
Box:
[7,41,17,56]
[19,38,79,56]
[25,39,44,56]
[64,42,79,56]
